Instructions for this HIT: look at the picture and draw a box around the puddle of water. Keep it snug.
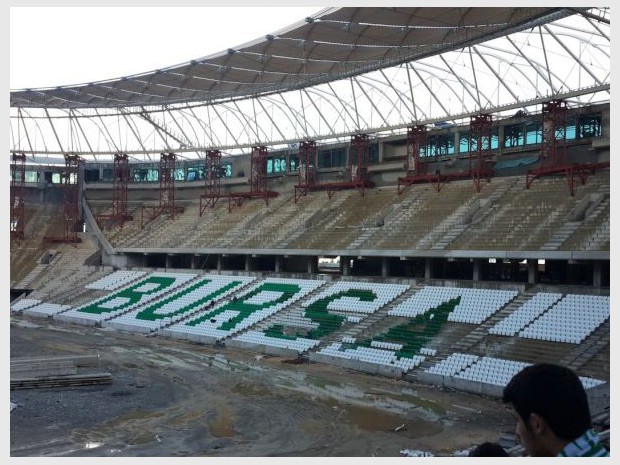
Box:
[300,418,324,433]
[273,373,447,423]
[131,432,157,445]
[168,409,204,428]
[231,382,271,397]
[113,410,165,423]
[208,406,237,438]
[340,403,408,432]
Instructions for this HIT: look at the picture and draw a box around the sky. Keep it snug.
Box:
[9,6,326,90]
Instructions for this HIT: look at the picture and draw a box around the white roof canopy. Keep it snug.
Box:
[9,7,610,161]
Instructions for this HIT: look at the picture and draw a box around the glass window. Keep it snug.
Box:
[563,118,576,140]
[25,171,38,183]
[525,122,542,145]
[187,166,204,181]
[289,156,298,172]
[504,124,525,148]
[458,131,470,154]
[147,168,159,182]
[319,148,345,168]
[579,113,602,139]
[491,129,499,150]
[222,162,232,178]
[132,168,147,182]
[52,173,61,184]
[102,168,114,182]
[369,144,379,164]
[174,168,185,182]
[426,134,455,158]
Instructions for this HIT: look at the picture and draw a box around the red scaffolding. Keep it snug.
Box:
[294,135,374,202]
[10,152,26,240]
[525,99,608,195]
[294,140,318,203]
[44,153,83,243]
[200,150,222,215]
[398,116,496,195]
[228,146,278,212]
[96,153,132,229]
[141,152,185,228]
[328,133,374,198]
[469,113,495,192]
[397,125,446,194]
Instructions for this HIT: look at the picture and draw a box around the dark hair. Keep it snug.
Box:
[502,363,591,441]
[468,442,509,457]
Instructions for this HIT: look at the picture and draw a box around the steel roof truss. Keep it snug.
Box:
[543,24,602,87]
[121,109,150,158]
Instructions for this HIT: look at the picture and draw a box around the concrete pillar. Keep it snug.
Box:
[245,255,252,272]
[381,257,390,278]
[275,256,283,273]
[527,259,539,285]
[307,256,318,275]
[191,255,198,270]
[216,255,222,272]
[425,258,433,279]
[472,259,482,281]
[593,261,602,288]
[340,256,351,276]
[166,254,173,269]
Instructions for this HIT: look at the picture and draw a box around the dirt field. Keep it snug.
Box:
[10,315,515,457]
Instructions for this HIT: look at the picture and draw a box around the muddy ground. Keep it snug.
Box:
[10,315,515,457]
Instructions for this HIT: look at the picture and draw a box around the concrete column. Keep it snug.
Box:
[191,255,198,270]
[425,258,434,279]
[593,261,602,288]
[275,256,283,273]
[340,256,351,276]
[245,255,252,272]
[381,257,390,278]
[216,255,222,272]
[472,259,482,281]
[307,256,318,275]
[527,259,539,285]
[165,254,173,269]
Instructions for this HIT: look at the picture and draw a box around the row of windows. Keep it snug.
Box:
[16,171,78,184]
[13,114,602,183]
[419,114,602,158]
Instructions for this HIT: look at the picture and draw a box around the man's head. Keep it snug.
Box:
[502,363,592,456]
[468,442,510,457]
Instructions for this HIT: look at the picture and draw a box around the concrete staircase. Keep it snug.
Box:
[540,221,581,250]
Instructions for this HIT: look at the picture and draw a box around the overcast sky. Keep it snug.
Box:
[9,6,325,89]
